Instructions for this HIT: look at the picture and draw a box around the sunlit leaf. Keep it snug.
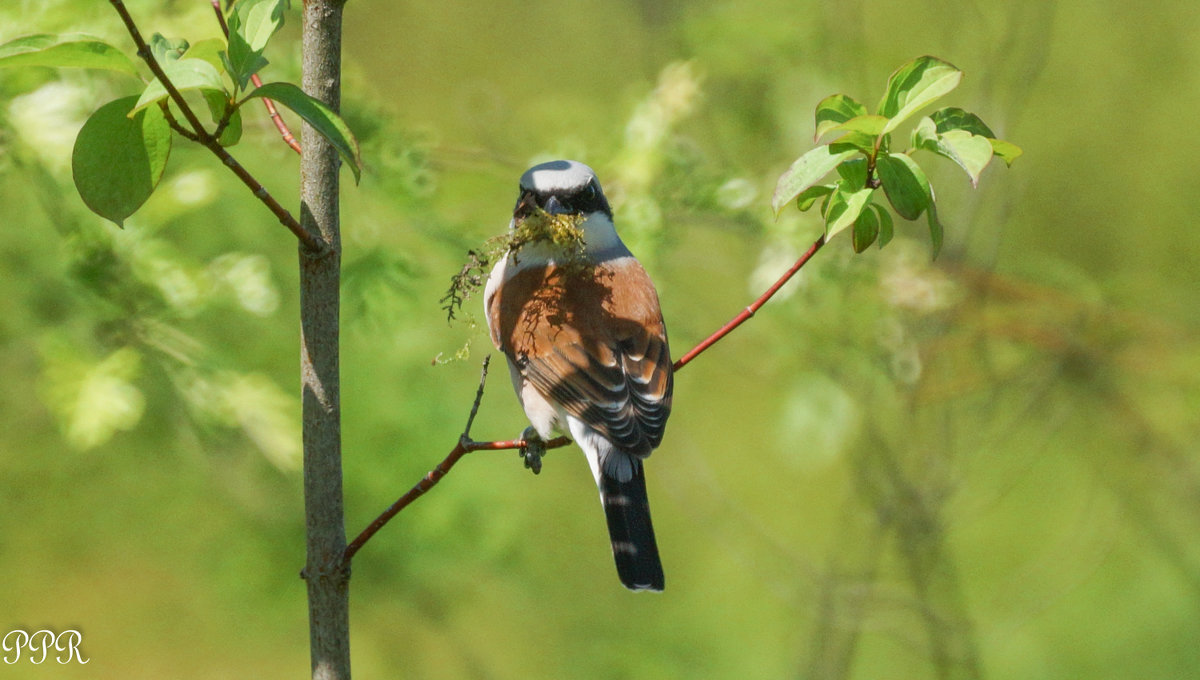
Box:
[772,144,857,215]
[242,81,363,182]
[929,106,995,137]
[224,0,287,91]
[826,114,889,139]
[989,138,1023,166]
[72,95,172,226]
[132,58,227,113]
[824,181,875,241]
[877,56,963,135]
[912,121,994,187]
[876,152,931,220]
[183,38,227,72]
[814,93,867,141]
[0,33,140,76]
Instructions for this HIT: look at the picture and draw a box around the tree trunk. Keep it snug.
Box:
[299,1,350,679]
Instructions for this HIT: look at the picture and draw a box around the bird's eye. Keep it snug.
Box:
[581,183,597,203]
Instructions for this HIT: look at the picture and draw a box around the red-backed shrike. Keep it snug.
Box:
[484,160,673,591]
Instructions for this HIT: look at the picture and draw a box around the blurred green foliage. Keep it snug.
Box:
[1,1,1198,679]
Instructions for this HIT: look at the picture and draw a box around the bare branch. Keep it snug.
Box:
[673,233,826,372]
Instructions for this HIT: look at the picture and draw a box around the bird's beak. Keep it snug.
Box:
[543,195,569,216]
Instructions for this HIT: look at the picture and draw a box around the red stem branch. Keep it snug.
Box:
[673,233,825,372]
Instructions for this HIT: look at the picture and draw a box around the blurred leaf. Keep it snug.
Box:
[71,95,172,226]
[242,81,363,182]
[824,181,875,242]
[877,56,963,135]
[876,152,931,220]
[132,58,227,113]
[873,203,894,248]
[203,90,243,146]
[852,201,880,252]
[224,0,287,91]
[830,131,881,155]
[929,106,995,137]
[0,33,140,76]
[814,93,867,141]
[772,144,857,215]
[39,341,145,450]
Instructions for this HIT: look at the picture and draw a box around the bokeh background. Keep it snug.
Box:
[2,0,1198,678]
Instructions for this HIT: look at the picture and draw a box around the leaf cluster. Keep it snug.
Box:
[772,56,1022,257]
[0,0,362,226]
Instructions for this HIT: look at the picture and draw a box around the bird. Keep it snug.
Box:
[484,159,673,591]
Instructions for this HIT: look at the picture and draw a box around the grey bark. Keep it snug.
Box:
[299,1,350,679]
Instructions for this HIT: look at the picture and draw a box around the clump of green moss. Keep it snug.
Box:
[441,208,589,321]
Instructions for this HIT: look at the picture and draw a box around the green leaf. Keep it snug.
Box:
[873,203,894,248]
[149,33,189,64]
[877,56,963,135]
[0,33,140,76]
[927,202,944,258]
[836,157,868,189]
[876,152,931,220]
[203,90,243,147]
[225,0,287,91]
[72,95,172,226]
[133,58,227,113]
[929,107,995,137]
[827,131,878,155]
[988,139,1023,166]
[851,201,880,253]
[824,181,875,242]
[242,81,363,182]
[934,129,994,186]
[795,184,833,211]
[772,144,858,215]
[814,93,867,141]
[183,38,227,72]
[827,114,888,139]
[912,121,994,187]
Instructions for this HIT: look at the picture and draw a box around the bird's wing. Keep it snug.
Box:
[488,257,673,456]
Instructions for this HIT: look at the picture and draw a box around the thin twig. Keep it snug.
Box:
[109,0,325,254]
[673,233,826,372]
[342,357,568,563]
[209,0,302,154]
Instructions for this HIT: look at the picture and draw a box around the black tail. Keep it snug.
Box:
[600,463,664,591]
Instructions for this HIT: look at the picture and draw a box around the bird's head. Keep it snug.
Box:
[514,160,613,223]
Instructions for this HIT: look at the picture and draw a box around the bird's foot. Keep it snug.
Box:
[519,426,545,475]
